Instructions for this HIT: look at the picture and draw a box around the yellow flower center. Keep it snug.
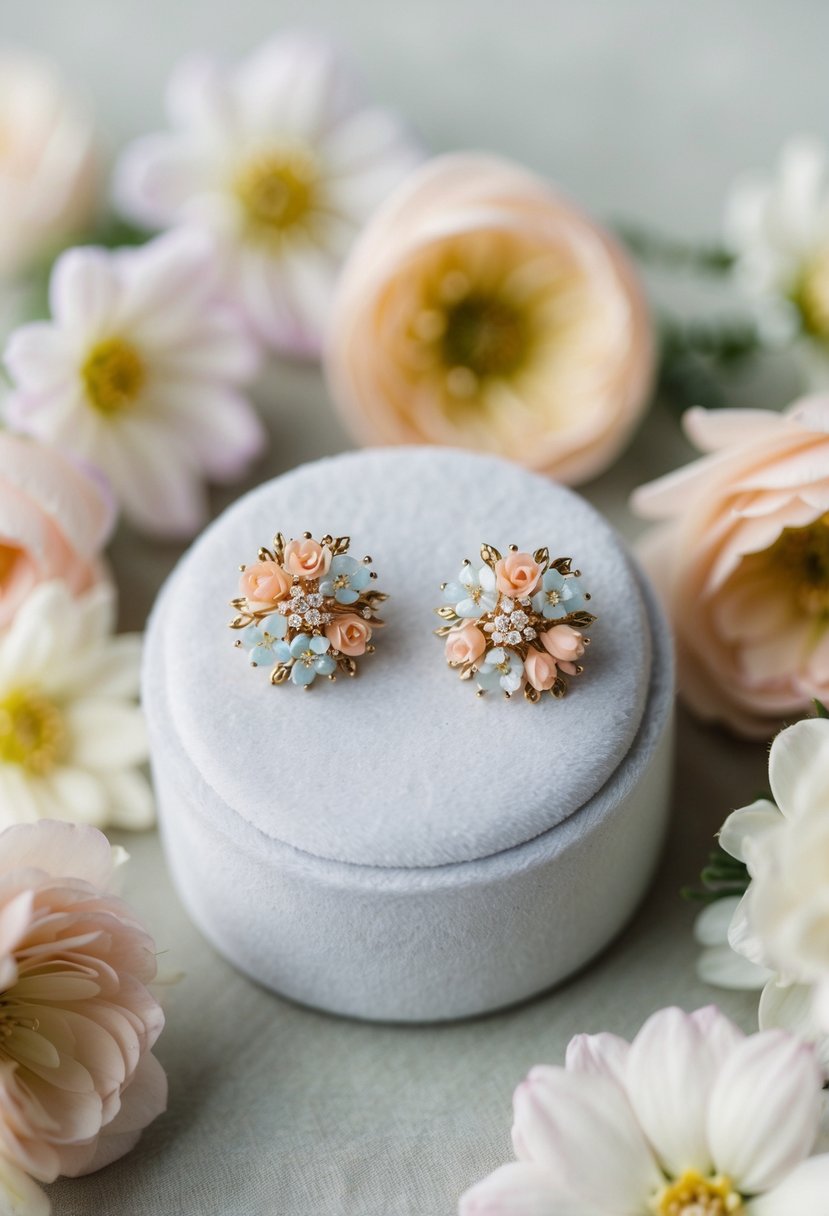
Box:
[652,1171,743,1216]
[769,511,829,615]
[82,337,145,416]
[441,293,530,386]
[333,574,351,591]
[235,148,318,240]
[795,247,829,340]
[0,689,66,775]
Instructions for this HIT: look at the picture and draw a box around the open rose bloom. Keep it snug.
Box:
[0,820,166,1213]
[327,153,654,483]
[460,1006,829,1215]
[632,398,829,737]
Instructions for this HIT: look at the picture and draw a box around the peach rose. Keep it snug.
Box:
[444,624,487,667]
[632,398,829,737]
[326,153,653,483]
[283,537,332,579]
[325,613,372,656]
[0,433,114,628]
[541,623,585,674]
[0,820,166,1204]
[494,551,542,597]
[240,559,292,607]
[525,650,558,691]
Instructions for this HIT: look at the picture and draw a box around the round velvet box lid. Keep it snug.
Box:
[160,447,651,868]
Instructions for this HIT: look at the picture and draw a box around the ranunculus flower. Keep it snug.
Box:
[324,613,371,657]
[493,551,541,598]
[0,51,97,280]
[283,537,331,580]
[523,649,557,691]
[113,33,420,357]
[0,820,166,1214]
[460,1005,829,1215]
[326,153,654,483]
[239,560,293,609]
[631,398,829,737]
[4,229,264,539]
[444,624,486,667]
[0,433,113,629]
[0,581,152,830]
[541,623,585,673]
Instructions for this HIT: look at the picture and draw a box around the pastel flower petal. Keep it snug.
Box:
[335,587,359,605]
[289,634,311,658]
[564,1032,630,1090]
[769,718,829,820]
[314,654,336,675]
[250,644,274,667]
[272,641,292,665]
[458,1162,594,1216]
[719,800,782,863]
[291,662,316,686]
[747,1154,829,1215]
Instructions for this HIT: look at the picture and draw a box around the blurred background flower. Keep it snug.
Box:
[3,229,264,538]
[0,433,113,628]
[0,49,98,284]
[0,819,166,1215]
[113,32,420,357]
[0,582,150,829]
[632,399,829,738]
[326,153,654,483]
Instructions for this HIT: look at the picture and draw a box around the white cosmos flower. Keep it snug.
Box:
[459,1005,829,1215]
[3,228,265,538]
[113,33,421,357]
[0,580,152,830]
[726,137,829,382]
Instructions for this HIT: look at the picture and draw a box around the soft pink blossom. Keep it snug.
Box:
[444,625,487,667]
[524,650,558,691]
[0,433,113,629]
[325,614,371,656]
[632,398,829,737]
[0,820,166,1211]
[240,560,292,608]
[494,552,542,598]
[541,624,585,675]
[283,538,331,579]
[327,153,654,482]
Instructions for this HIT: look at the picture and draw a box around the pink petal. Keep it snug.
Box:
[0,821,116,890]
[564,1032,630,1090]
[49,247,122,340]
[459,1162,592,1216]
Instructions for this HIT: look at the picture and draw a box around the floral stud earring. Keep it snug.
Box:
[230,532,387,687]
[435,543,596,702]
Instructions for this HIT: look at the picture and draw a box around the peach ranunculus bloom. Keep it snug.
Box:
[444,624,487,667]
[283,537,332,580]
[524,649,558,691]
[632,398,829,737]
[326,153,654,483]
[0,50,98,280]
[0,433,114,629]
[239,560,293,609]
[494,551,542,598]
[541,623,586,673]
[0,819,166,1212]
[325,613,372,657]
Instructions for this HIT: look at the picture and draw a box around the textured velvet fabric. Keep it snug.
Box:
[143,449,674,1021]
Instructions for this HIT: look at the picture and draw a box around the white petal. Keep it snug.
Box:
[694,898,742,948]
[141,381,266,483]
[625,1006,727,1176]
[565,1032,630,1090]
[97,769,156,831]
[47,766,110,825]
[0,817,116,888]
[769,719,829,820]
[65,700,148,769]
[49,246,123,343]
[512,1066,660,1210]
[727,891,771,968]
[747,1154,829,1215]
[697,943,772,990]
[459,1162,595,1216]
[4,322,73,392]
[719,800,782,863]
[708,1029,823,1191]
[0,1154,50,1216]
[760,980,829,1075]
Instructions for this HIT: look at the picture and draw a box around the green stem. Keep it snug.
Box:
[615,221,736,275]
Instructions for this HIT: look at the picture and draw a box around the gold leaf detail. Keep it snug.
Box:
[480,543,502,568]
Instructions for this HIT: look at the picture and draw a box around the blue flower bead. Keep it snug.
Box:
[531,569,586,621]
[319,555,371,605]
[289,633,337,686]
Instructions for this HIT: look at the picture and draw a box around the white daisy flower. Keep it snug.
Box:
[726,136,829,382]
[3,228,265,538]
[460,1005,829,1215]
[443,563,498,619]
[0,581,152,830]
[112,33,421,357]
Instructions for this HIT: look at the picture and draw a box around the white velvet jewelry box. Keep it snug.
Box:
[143,448,674,1022]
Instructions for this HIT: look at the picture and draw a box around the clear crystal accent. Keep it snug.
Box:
[290,584,303,599]
[492,631,505,645]
[523,627,537,640]
[519,596,532,606]
[494,614,510,631]
[507,631,522,645]
[322,613,333,624]
[292,598,309,614]
[288,613,303,629]
[510,610,528,628]
[362,608,372,619]
[305,609,322,626]
[307,593,323,608]
[278,601,292,615]
[500,598,515,613]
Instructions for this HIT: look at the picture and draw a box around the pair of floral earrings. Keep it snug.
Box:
[229,532,596,703]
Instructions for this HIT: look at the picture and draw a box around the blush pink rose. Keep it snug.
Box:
[326,153,653,483]
[444,624,487,667]
[283,538,332,579]
[0,820,166,1201]
[325,614,372,656]
[0,433,114,628]
[494,551,542,597]
[240,560,292,607]
[632,398,829,737]
[541,624,585,674]
[525,650,558,691]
